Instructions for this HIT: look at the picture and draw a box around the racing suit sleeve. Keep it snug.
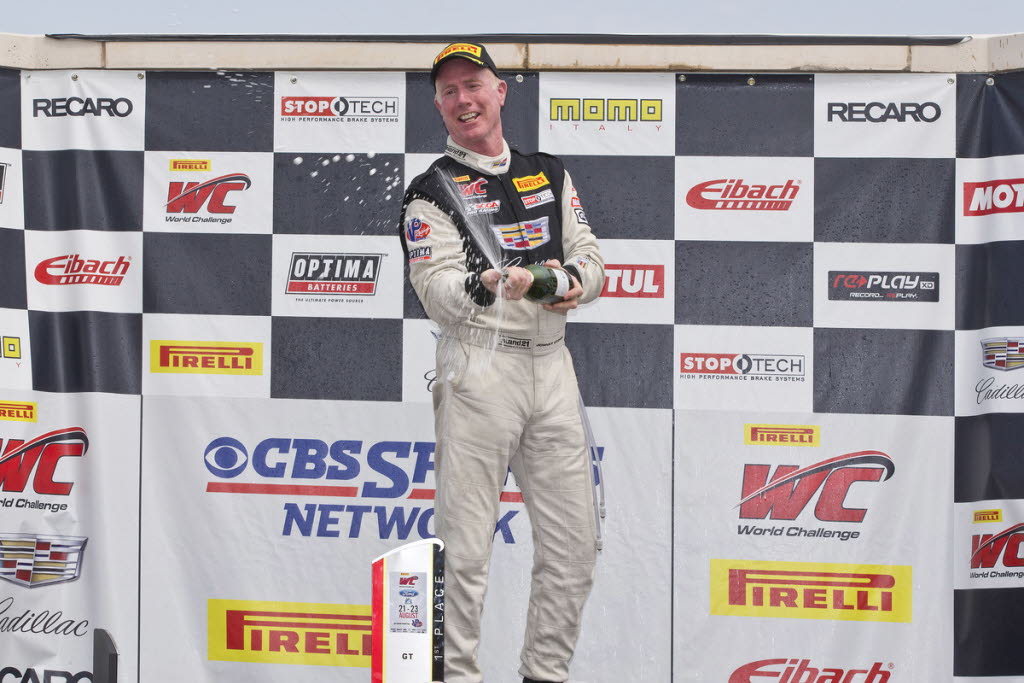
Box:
[402,197,494,326]
[559,169,605,305]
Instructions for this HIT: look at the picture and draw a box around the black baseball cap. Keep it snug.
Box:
[430,42,500,84]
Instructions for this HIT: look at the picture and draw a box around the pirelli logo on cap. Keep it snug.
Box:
[434,43,483,64]
[170,159,211,172]
[974,509,1003,523]
[745,425,820,447]
[150,341,263,375]
[710,559,912,623]
[0,401,37,422]
[512,172,550,193]
[208,599,372,667]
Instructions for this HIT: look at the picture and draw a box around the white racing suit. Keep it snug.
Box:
[400,138,604,683]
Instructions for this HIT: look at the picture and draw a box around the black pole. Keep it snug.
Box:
[92,629,118,683]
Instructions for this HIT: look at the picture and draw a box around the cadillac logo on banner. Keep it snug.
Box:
[982,338,1024,371]
[0,533,87,588]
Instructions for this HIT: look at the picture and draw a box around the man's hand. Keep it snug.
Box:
[481,266,533,300]
[541,259,582,314]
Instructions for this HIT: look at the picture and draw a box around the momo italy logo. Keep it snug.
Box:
[150,341,263,375]
[549,98,662,122]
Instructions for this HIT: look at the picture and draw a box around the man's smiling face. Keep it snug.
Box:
[434,58,507,157]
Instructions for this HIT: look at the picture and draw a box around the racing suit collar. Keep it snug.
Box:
[444,136,511,176]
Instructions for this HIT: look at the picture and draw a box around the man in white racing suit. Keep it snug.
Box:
[399,42,604,683]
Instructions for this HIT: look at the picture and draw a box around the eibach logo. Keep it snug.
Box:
[826,101,941,123]
[602,264,664,298]
[166,173,251,214]
[970,522,1024,569]
[828,271,939,302]
[729,659,893,683]
[685,179,801,211]
[738,451,895,523]
[34,254,131,286]
[0,428,87,495]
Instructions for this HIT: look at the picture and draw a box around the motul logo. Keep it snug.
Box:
[686,179,800,211]
[971,523,1024,568]
[34,254,130,286]
[602,264,664,298]
[730,659,891,683]
[0,428,87,496]
[166,173,251,214]
[963,178,1024,216]
[737,451,895,523]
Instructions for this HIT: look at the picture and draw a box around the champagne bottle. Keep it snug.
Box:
[523,264,571,304]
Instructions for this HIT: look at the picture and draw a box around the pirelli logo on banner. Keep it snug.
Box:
[974,509,1003,523]
[208,599,372,667]
[0,401,37,422]
[170,159,211,171]
[710,559,912,622]
[744,425,819,447]
[150,341,263,375]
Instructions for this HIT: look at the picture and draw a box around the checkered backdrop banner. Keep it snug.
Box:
[1,63,1023,683]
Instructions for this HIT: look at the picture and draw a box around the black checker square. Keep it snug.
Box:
[676,73,814,157]
[273,152,403,236]
[957,241,1024,330]
[955,587,1024,677]
[145,71,274,152]
[561,155,674,241]
[957,72,1024,159]
[143,233,271,315]
[814,157,954,244]
[0,68,20,149]
[813,328,953,416]
[675,241,812,327]
[0,228,26,310]
[29,310,141,394]
[271,316,402,401]
[23,150,144,231]
[954,413,1024,502]
[404,71,539,155]
[566,321,673,410]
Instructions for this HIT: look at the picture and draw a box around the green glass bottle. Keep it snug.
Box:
[524,264,571,304]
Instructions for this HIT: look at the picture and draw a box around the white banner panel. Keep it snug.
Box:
[142,151,274,234]
[675,156,814,242]
[955,327,1024,416]
[955,500,1024,590]
[675,410,953,682]
[0,146,25,230]
[273,72,406,153]
[22,70,146,152]
[956,154,1024,244]
[813,73,956,158]
[539,72,676,156]
[571,238,674,325]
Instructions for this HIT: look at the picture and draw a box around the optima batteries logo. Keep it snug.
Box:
[970,522,1024,578]
[745,425,819,447]
[286,253,382,296]
[601,265,664,298]
[686,179,801,211]
[0,428,87,497]
[679,353,805,382]
[280,97,399,123]
[710,559,912,622]
[0,402,37,423]
[34,254,131,286]
[0,533,87,588]
[982,338,1024,371]
[208,599,371,667]
[729,659,894,683]
[150,341,263,375]
[963,177,1024,216]
[828,272,939,302]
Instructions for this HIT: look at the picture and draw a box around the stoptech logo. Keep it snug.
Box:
[828,271,939,302]
[826,101,941,123]
[165,173,251,222]
[744,425,819,447]
[512,173,549,193]
[0,533,87,588]
[0,402,36,423]
[679,353,805,381]
[738,451,894,524]
[208,598,371,667]
[982,338,1024,371]
[685,179,801,211]
[550,98,662,122]
[0,428,87,496]
[150,341,263,376]
[280,97,399,122]
[32,97,134,118]
[963,178,1024,217]
[970,522,1024,572]
[710,559,912,622]
[730,659,893,683]
[974,509,1002,523]
[602,264,664,298]
[170,159,211,172]
[286,253,381,296]
[34,254,130,286]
